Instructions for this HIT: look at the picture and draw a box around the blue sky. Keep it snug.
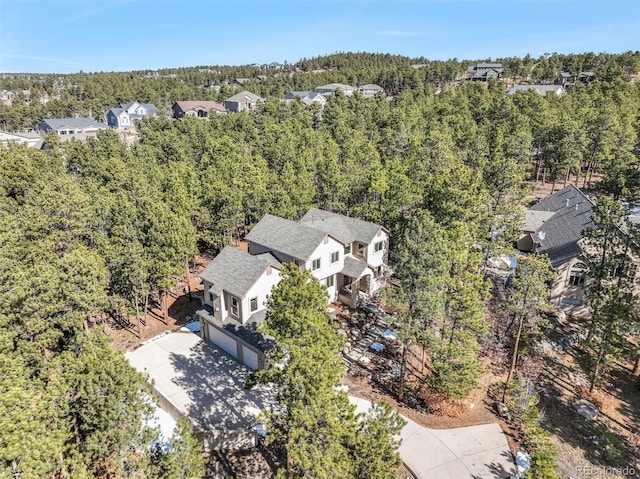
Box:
[0,0,638,73]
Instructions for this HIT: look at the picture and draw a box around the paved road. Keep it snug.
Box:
[349,396,515,479]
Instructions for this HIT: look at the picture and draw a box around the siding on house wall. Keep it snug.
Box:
[550,258,590,318]
[240,267,281,321]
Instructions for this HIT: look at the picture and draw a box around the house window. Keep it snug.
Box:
[210,292,215,303]
[330,251,339,264]
[568,263,586,287]
[357,243,365,255]
[344,244,351,255]
[374,241,384,253]
[250,297,258,312]
[230,296,239,318]
[326,275,334,287]
[312,258,321,271]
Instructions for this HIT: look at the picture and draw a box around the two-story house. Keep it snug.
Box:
[106,101,156,129]
[196,209,389,370]
[467,62,503,82]
[223,91,263,112]
[197,247,282,370]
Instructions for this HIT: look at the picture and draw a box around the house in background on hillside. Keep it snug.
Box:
[358,84,384,97]
[507,84,565,97]
[196,209,389,370]
[223,91,263,112]
[284,90,327,106]
[467,62,503,81]
[314,83,355,96]
[105,100,156,129]
[38,117,108,141]
[0,130,43,148]
[171,101,226,119]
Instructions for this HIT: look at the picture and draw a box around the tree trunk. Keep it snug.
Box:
[162,290,168,324]
[143,290,149,325]
[502,314,524,403]
[185,256,193,300]
[399,339,409,401]
[563,167,571,188]
[589,343,607,393]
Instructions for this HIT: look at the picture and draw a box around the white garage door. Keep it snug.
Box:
[241,345,259,370]
[208,324,238,358]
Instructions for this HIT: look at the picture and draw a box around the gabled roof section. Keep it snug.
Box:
[224,91,263,103]
[527,184,595,268]
[40,117,107,130]
[173,100,226,113]
[246,214,330,261]
[299,208,384,245]
[199,247,281,298]
[507,85,565,96]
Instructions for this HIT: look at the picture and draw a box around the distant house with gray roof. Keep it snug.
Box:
[196,209,389,370]
[467,62,503,82]
[358,84,384,97]
[105,100,156,129]
[507,84,565,97]
[315,83,355,96]
[284,91,327,106]
[223,91,263,112]
[38,117,108,141]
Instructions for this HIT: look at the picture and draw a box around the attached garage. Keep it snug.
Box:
[207,324,238,358]
[241,345,259,370]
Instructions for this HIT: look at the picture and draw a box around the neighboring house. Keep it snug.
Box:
[517,185,595,316]
[0,130,43,148]
[358,84,384,97]
[467,63,503,81]
[105,100,156,129]
[232,78,252,88]
[556,71,575,88]
[507,84,565,97]
[223,91,263,112]
[314,83,355,96]
[196,209,389,370]
[284,90,327,106]
[38,117,108,141]
[578,71,596,85]
[171,101,226,119]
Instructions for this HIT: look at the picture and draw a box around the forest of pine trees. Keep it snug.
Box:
[1,51,639,478]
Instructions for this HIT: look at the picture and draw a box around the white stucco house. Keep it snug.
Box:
[196,209,389,370]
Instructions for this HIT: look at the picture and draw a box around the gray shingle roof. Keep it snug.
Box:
[198,305,274,352]
[39,117,108,131]
[341,256,368,279]
[527,184,595,268]
[224,91,263,103]
[199,247,281,298]
[246,214,329,261]
[299,208,384,244]
[507,85,565,96]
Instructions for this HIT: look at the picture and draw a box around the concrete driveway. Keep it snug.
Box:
[349,397,515,479]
